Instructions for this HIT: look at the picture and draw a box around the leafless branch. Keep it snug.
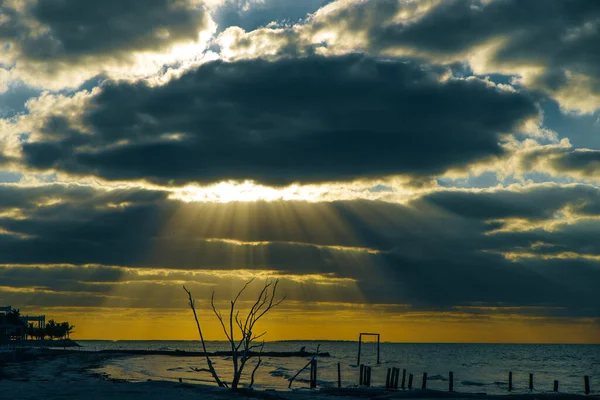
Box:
[251,332,267,341]
[183,286,227,388]
[233,278,254,304]
[210,292,232,342]
[249,342,265,389]
[186,279,284,390]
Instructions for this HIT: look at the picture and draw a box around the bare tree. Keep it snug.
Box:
[183,286,227,388]
[184,278,285,390]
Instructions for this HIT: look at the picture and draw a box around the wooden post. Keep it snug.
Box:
[393,368,399,389]
[363,366,369,387]
[386,368,392,389]
[422,372,427,390]
[508,371,513,392]
[529,373,534,391]
[357,334,362,365]
[377,334,381,364]
[554,380,559,392]
[401,368,407,389]
[449,371,454,392]
[584,376,590,395]
[310,359,317,389]
[337,362,341,388]
[367,366,372,387]
[359,364,364,385]
[408,373,413,389]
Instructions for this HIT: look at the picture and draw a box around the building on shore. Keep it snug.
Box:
[0,306,46,343]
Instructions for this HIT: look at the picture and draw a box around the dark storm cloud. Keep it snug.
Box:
[0,0,211,63]
[21,55,538,185]
[515,144,600,179]
[0,264,361,309]
[295,0,600,112]
[0,265,124,293]
[370,0,598,55]
[0,183,600,316]
[548,150,600,178]
[417,184,600,221]
[375,0,600,110]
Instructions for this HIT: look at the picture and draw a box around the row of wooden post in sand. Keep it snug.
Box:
[303,361,592,395]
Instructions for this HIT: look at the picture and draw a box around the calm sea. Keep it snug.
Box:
[78,340,598,395]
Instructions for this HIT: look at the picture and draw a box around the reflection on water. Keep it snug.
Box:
[85,341,599,395]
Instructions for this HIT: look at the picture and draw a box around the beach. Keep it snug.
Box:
[1,351,598,400]
[69,341,600,395]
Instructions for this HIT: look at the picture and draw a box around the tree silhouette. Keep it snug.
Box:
[45,319,58,339]
[58,321,75,339]
[184,279,285,390]
[6,309,23,326]
[183,287,227,388]
[3,311,73,341]
[42,320,74,340]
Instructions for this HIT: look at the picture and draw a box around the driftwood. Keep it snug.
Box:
[288,345,321,389]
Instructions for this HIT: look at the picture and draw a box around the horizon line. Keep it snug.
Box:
[70,339,600,345]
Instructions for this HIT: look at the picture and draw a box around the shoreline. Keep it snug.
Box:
[1,352,598,400]
[45,348,331,358]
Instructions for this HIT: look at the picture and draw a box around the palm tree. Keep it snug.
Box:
[66,323,75,339]
[45,319,58,340]
[53,322,74,339]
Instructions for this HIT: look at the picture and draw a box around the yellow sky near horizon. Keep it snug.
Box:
[24,306,600,344]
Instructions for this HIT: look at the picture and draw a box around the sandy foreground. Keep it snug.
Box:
[0,353,596,400]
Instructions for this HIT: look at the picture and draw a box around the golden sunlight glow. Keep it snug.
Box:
[485,205,593,234]
[203,238,383,254]
[27,306,600,343]
[168,179,423,203]
[496,251,600,262]
[171,181,325,203]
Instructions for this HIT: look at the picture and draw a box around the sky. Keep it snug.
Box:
[0,0,599,343]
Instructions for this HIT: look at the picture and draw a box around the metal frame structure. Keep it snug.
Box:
[356,332,380,365]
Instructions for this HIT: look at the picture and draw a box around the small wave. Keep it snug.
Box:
[269,367,292,379]
[462,380,486,386]
[428,375,448,381]
[493,381,507,386]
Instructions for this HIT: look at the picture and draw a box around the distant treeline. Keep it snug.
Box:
[27,319,74,341]
[2,308,74,340]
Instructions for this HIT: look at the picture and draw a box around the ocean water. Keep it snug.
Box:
[80,341,599,395]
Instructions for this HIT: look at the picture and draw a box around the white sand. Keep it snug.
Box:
[0,353,596,400]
